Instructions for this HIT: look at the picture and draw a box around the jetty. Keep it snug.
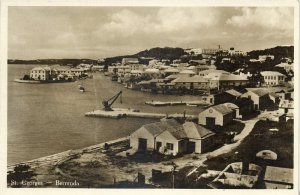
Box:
[145,100,210,107]
[85,108,197,120]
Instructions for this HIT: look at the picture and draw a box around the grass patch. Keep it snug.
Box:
[205,120,293,171]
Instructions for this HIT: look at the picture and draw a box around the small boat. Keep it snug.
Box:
[79,86,85,93]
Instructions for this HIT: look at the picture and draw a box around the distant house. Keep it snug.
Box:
[122,58,139,65]
[144,68,161,79]
[263,166,293,189]
[241,89,271,110]
[212,89,241,105]
[128,64,145,71]
[70,68,85,77]
[30,66,51,80]
[130,119,216,155]
[278,99,293,114]
[233,98,254,118]
[275,63,294,73]
[258,55,275,62]
[92,65,105,72]
[179,69,196,77]
[209,74,249,90]
[172,75,209,90]
[198,104,234,127]
[260,71,287,86]
[199,69,230,77]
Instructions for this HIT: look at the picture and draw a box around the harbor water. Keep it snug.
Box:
[7,64,204,165]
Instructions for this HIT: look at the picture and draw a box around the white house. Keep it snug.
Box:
[260,71,287,86]
[198,104,234,127]
[278,99,293,114]
[275,63,294,73]
[130,119,216,155]
[122,58,139,65]
[30,66,51,80]
[182,122,215,153]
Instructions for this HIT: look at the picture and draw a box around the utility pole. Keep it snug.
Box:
[171,162,177,188]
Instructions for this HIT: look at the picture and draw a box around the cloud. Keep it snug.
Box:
[226,7,293,31]
[97,7,221,38]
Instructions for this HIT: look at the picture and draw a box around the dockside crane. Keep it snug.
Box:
[102,91,123,111]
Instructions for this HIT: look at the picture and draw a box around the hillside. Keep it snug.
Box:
[8,59,98,66]
[247,46,294,59]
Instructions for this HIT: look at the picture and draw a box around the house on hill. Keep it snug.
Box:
[241,89,271,110]
[198,104,234,127]
[122,58,139,65]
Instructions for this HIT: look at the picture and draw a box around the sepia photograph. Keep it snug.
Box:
[1,0,298,193]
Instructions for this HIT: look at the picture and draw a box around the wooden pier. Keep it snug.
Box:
[85,108,197,120]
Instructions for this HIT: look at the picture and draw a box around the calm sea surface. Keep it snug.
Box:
[8,64,204,165]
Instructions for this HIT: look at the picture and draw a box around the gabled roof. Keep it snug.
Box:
[183,122,215,139]
[211,74,248,81]
[225,89,242,97]
[223,102,239,110]
[141,119,182,137]
[261,71,286,77]
[264,166,293,184]
[179,70,196,74]
[199,69,230,75]
[250,89,269,97]
[145,68,160,73]
[211,104,233,115]
[164,68,179,73]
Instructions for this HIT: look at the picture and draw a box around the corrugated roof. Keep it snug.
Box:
[179,70,196,74]
[251,89,269,97]
[264,166,293,184]
[225,89,242,97]
[261,71,286,77]
[142,119,183,138]
[211,74,248,81]
[183,122,215,139]
[212,104,233,115]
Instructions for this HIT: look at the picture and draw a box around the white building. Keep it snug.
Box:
[30,66,51,80]
[260,71,286,86]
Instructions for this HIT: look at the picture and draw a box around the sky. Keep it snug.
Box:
[8,6,294,60]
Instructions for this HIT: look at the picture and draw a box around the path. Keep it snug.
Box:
[184,118,259,177]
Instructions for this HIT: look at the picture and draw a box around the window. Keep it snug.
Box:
[166,143,174,150]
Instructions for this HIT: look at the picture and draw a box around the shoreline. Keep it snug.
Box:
[7,136,129,171]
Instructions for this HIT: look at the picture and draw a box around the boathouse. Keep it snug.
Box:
[198,104,234,127]
[130,119,216,155]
